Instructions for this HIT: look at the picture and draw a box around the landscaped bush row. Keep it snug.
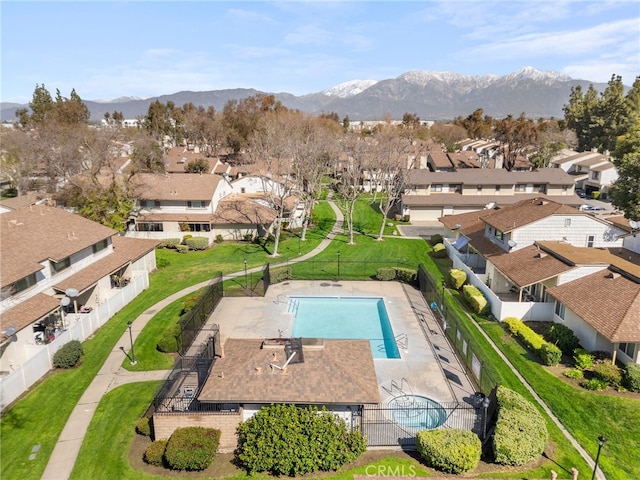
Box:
[235,404,366,476]
[52,340,83,368]
[503,317,561,366]
[431,243,448,258]
[143,427,220,471]
[136,416,152,436]
[416,429,481,474]
[625,363,640,392]
[492,386,548,466]
[184,237,209,251]
[157,238,181,249]
[448,268,467,290]
[462,284,489,315]
[547,323,581,355]
[270,266,291,284]
[375,267,417,283]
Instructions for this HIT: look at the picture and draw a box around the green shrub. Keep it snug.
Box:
[164,427,220,471]
[563,368,584,379]
[580,378,608,391]
[593,361,622,387]
[236,404,366,476]
[624,363,640,392]
[503,318,560,366]
[144,439,168,466]
[270,267,291,284]
[540,342,562,366]
[184,236,209,251]
[429,233,443,245]
[492,386,548,466]
[462,284,489,315]
[52,340,83,369]
[136,416,152,436]
[215,234,224,243]
[157,324,181,353]
[573,348,594,370]
[548,323,580,355]
[416,429,480,474]
[376,267,396,281]
[394,267,417,284]
[431,243,448,258]
[176,244,189,253]
[183,291,203,314]
[181,234,193,244]
[592,191,601,199]
[158,238,181,249]
[448,268,467,289]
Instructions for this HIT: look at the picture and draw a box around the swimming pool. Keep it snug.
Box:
[289,297,400,359]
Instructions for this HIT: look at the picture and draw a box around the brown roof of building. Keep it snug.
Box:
[574,155,609,167]
[482,198,580,233]
[132,173,223,201]
[487,244,574,287]
[0,193,47,211]
[447,151,480,169]
[212,195,277,225]
[163,147,214,173]
[546,268,640,342]
[605,216,632,233]
[591,161,615,172]
[198,338,381,405]
[1,205,116,287]
[405,168,575,186]
[551,151,601,165]
[0,293,60,334]
[53,236,158,293]
[427,149,453,169]
[403,193,582,208]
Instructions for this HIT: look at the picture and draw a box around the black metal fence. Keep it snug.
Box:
[418,264,498,395]
[359,401,486,448]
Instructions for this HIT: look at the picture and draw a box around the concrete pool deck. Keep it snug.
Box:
[210,280,477,406]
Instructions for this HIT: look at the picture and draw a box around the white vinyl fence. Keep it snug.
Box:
[0,272,149,411]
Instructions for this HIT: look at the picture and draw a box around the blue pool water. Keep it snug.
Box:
[289,297,400,359]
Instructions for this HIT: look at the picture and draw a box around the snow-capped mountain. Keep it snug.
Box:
[322,79,378,98]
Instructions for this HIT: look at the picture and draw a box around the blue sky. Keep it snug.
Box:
[2,1,639,103]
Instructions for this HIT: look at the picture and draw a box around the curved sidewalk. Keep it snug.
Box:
[41,201,344,480]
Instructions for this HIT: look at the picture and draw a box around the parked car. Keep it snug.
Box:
[579,204,605,212]
[575,188,586,198]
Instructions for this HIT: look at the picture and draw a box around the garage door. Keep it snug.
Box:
[408,207,443,222]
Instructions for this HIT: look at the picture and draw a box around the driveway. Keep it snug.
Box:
[397,224,444,239]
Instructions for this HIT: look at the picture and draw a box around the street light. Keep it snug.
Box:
[337,251,341,280]
[482,396,491,439]
[127,321,136,365]
[591,436,606,480]
[244,258,248,289]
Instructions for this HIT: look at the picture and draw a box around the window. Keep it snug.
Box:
[495,185,501,193]
[619,343,637,359]
[92,239,108,253]
[240,187,246,194]
[432,184,442,192]
[587,235,595,248]
[564,218,571,227]
[51,257,71,274]
[554,301,566,320]
[137,223,163,232]
[534,184,546,193]
[515,184,527,192]
[562,185,568,193]
[185,223,211,232]
[495,229,504,240]
[187,200,204,209]
[451,184,462,193]
[477,185,482,194]
[12,273,37,296]
[592,171,600,180]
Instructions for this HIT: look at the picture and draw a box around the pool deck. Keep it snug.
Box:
[211,280,477,406]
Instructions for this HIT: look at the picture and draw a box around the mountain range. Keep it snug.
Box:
[1,67,613,123]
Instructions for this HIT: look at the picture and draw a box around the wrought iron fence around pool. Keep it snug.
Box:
[358,400,486,448]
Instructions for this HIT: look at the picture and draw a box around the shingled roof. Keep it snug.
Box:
[482,197,579,233]
[487,244,574,287]
[198,338,381,405]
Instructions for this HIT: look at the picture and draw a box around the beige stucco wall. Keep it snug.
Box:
[153,411,242,452]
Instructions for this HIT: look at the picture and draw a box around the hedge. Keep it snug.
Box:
[135,416,152,436]
[185,236,209,251]
[492,386,548,466]
[236,404,366,476]
[176,245,189,253]
[416,429,481,474]
[429,233,443,245]
[144,439,168,466]
[156,324,181,353]
[431,243,448,258]
[624,363,640,392]
[547,323,580,355]
[503,317,561,366]
[164,427,220,471]
[375,267,417,283]
[270,267,291,284]
[376,267,396,281]
[448,268,467,290]
[462,284,489,315]
[157,238,180,249]
[52,340,83,368]
[593,361,622,387]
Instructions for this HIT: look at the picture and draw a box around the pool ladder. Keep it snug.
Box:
[286,298,299,314]
[377,332,408,353]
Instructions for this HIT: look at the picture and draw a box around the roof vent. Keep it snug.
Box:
[606,272,620,280]
[535,252,547,259]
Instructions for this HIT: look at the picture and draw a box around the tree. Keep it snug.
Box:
[454,108,493,139]
[130,132,165,173]
[184,157,209,173]
[430,122,467,152]
[609,115,640,221]
[494,113,538,170]
[222,94,285,153]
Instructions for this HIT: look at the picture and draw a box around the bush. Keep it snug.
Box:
[431,243,448,258]
[573,348,594,370]
[580,378,608,391]
[429,233,443,245]
[144,439,168,466]
[215,234,224,243]
[136,416,152,436]
[52,340,83,368]
[183,291,203,314]
[184,236,209,251]
[236,404,366,476]
[164,427,220,471]
[376,267,396,281]
[503,318,560,366]
[394,267,417,284]
[592,191,601,199]
[448,269,467,289]
[270,267,291,284]
[181,234,193,244]
[563,368,584,379]
[462,284,489,315]
[540,342,562,366]
[492,386,548,466]
[176,244,189,253]
[548,323,580,355]
[416,429,480,474]
[157,238,180,249]
[624,363,640,392]
[157,324,181,353]
[593,361,622,387]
